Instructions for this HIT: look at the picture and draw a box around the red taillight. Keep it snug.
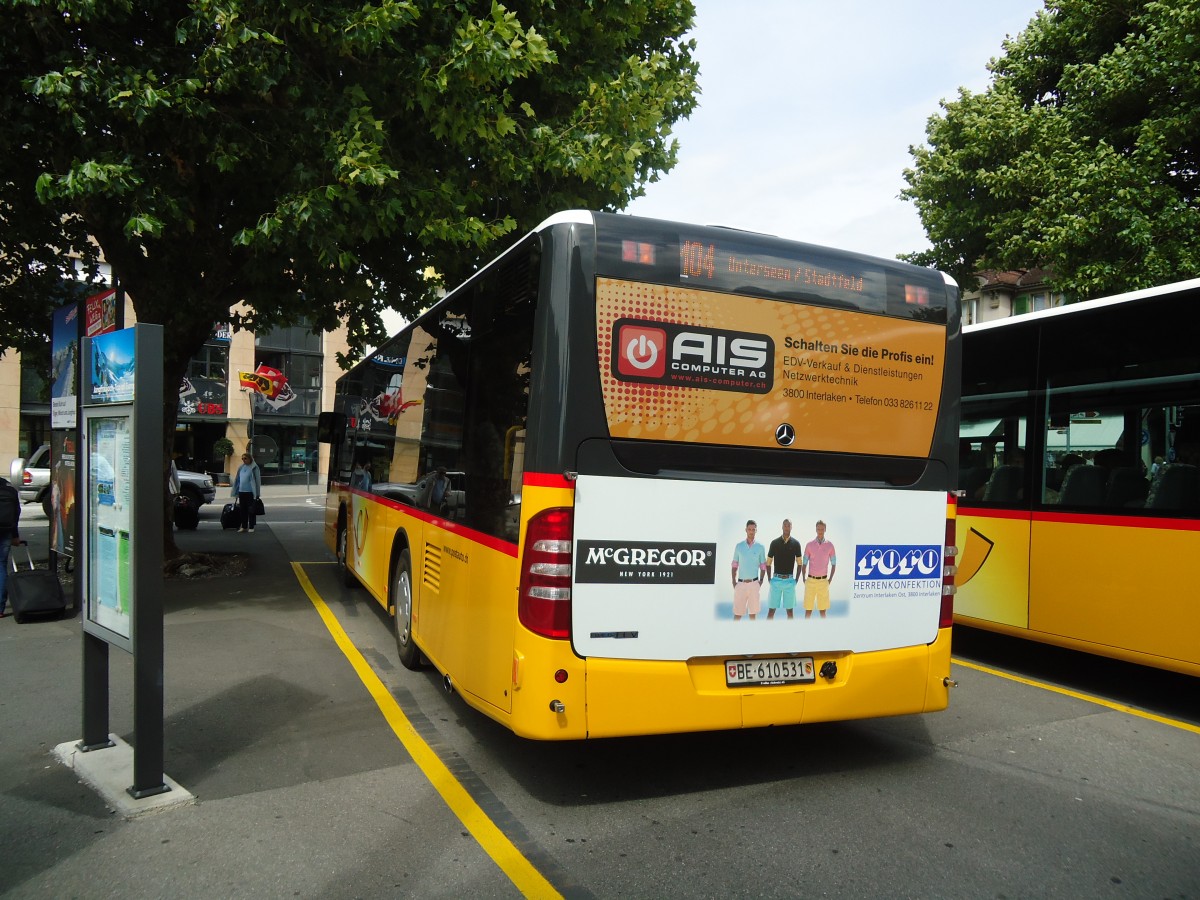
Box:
[518,507,573,640]
[940,495,957,629]
[22,471,32,487]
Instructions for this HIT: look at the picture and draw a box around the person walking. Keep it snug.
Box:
[231,452,262,533]
[0,475,23,618]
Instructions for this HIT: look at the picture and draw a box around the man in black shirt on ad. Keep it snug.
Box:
[766,518,801,620]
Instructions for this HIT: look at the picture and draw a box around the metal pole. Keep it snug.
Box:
[129,324,168,799]
[79,632,113,751]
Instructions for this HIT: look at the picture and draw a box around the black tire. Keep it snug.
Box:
[41,492,52,519]
[392,549,423,670]
[336,523,358,588]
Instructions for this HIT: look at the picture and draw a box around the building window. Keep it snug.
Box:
[251,349,322,417]
[180,342,230,418]
[257,323,321,354]
[188,343,228,381]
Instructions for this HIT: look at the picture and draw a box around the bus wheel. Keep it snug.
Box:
[336,525,357,588]
[392,549,422,670]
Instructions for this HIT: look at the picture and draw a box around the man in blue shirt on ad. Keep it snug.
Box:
[731,519,767,621]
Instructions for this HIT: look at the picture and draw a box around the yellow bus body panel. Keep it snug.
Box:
[416,526,519,716]
[956,508,1200,677]
[954,511,1031,628]
[1030,517,1200,674]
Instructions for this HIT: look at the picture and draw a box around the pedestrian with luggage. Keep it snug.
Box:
[231,452,262,533]
[0,475,22,619]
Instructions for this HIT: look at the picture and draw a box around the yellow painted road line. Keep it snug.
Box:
[291,562,562,899]
[953,657,1200,735]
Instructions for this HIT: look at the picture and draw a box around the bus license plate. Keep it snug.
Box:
[725,657,815,687]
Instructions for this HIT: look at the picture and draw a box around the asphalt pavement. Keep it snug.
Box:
[0,485,518,898]
[7,487,1198,899]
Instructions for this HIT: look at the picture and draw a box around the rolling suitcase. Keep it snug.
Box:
[220,502,240,530]
[174,494,200,530]
[8,544,67,623]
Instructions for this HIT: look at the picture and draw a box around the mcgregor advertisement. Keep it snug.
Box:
[572,474,946,661]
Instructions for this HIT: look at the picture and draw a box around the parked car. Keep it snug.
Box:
[13,444,215,517]
[16,443,51,517]
[177,469,217,507]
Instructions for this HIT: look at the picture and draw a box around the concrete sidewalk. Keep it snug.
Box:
[0,513,501,897]
[229,480,327,500]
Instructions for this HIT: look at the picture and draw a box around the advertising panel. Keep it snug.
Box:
[179,374,228,417]
[50,431,77,559]
[84,288,119,338]
[88,328,137,405]
[597,278,945,457]
[572,474,946,660]
[50,302,79,429]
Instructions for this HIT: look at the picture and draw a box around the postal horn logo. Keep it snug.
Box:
[612,319,774,394]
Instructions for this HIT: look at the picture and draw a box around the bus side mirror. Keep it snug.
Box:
[317,412,345,444]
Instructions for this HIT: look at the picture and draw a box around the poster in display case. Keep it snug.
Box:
[85,413,134,644]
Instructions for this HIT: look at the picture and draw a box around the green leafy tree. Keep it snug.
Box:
[902,0,1200,299]
[0,0,698,554]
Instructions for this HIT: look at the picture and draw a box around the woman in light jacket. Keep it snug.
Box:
[232,452,262,532]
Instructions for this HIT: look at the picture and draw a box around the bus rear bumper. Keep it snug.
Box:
[579,628,953,739]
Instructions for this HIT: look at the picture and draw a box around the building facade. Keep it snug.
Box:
[961,268,1066,326]
[1,291,351,487]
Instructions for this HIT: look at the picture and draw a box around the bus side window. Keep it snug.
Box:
[458,261,535,543]
[1146,464,1200,512]
[1106,467,1149,508]
[982,465,1023,502]
[958,409,1026,503]
[1058,463,1107,507]
[414,301,469,492]
[958,440,990,499]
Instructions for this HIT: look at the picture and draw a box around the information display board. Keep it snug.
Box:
[77,322,169,797]
[79,325,161,653]
[86,414,134,642]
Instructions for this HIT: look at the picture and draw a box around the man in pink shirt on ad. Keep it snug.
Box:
[801,519,837,620]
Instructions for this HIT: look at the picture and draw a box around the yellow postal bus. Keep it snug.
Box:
[322,211,962,739]
[957,278,1200,676]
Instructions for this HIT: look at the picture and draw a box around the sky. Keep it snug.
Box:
[626,0,1048,261]
[378,1,1046,339]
